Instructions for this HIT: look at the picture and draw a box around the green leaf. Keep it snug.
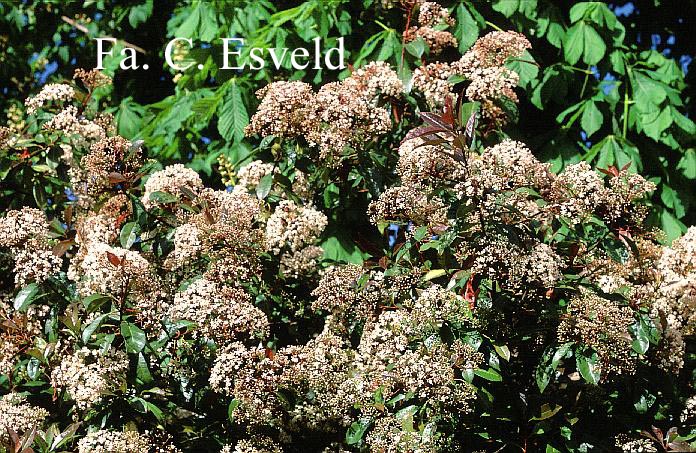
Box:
[576,350,601,384]
[676,149,696,179]
[149,191,179,204]
[27,357,40,380]
[569,2,591,22]
[506,50,538,89]
[564,22,605,65]
[119,222,140,249]
[531,403,563,421]
[377,30,399,61]
[660,185,686,219]
[631,71,667,107]
[424,269,446,281]
[492,0,519,17]
[581,100,603,138]
[536,343,573,392]
[640,108,673,141]
[581,24,605,65]
[405,37,426,58]
[609,50,626,75]
[217,80,249,143]
[81,312,112,344]
[656,209,687,242]
[671,106,696,135]
[494,344,511,362]
[136,353,153,384]
[256,173,273,200]
[538,6,565,48]
[346,417,372,445]
[174,3,201,38]
[633,391,656,414]
[321,231,367,264]
[455,3,479,51]
[197,2,219,42]
[121,321,147,353]
[142,400,164,421]
[14,283,39,312]
[631,320,650,355]
[563,23,584,65]
[228,399,241,422]
[128,0,153,28]
[474,367,503,382]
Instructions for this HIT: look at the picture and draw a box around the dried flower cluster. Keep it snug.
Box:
[247,61,402,167]
[412,30,530,128]
[404,2,458,55]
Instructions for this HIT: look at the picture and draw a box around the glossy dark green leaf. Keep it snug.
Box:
[14,283,39,312]
[121,321,147,353]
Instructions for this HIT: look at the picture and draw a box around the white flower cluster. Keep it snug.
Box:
[25,83,75,114]
[0,393,49,442]
[77,429,151,453]
[170,278,269,343]
[142,164,204,210]
[51,347,129,410]
[265,200,328,254]
[651,227,696,371]
[234,160,277,192]
[0,207,61,286]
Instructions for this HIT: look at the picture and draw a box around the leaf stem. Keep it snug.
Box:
[567,65,594,74]
[622,71,632,138]
[375,19,391,31]
[579,65,591,98]
[485,20,504,32]
[399,2,416,70]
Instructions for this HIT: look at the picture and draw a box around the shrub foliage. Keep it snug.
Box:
[0,1,695,452]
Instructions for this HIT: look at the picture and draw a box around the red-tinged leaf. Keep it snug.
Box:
[431,223,449,235]
[620,161,632,172]
[2,318,20,330]
[442,96,456,126]
[7,427,19,450]
[108,172,128,184]
[393,242,405,255]
[421,138,449,147]
[106,251,121,266]
[464,275,478,310]
[651,426,663,443]
[52,240,75,257]
[64,205,73,227]
[378,255,389,269]
[420,112,453,131]
[667,441,693,452]
[265,348,275,360]
[598,166,619,177]
[19,149,31,160]
[401,125,449,144]
[115,212,129,230]
[203,208,215,225]
[465,111,477,148]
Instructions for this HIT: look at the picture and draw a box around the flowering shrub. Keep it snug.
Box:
[0,3,695,453]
